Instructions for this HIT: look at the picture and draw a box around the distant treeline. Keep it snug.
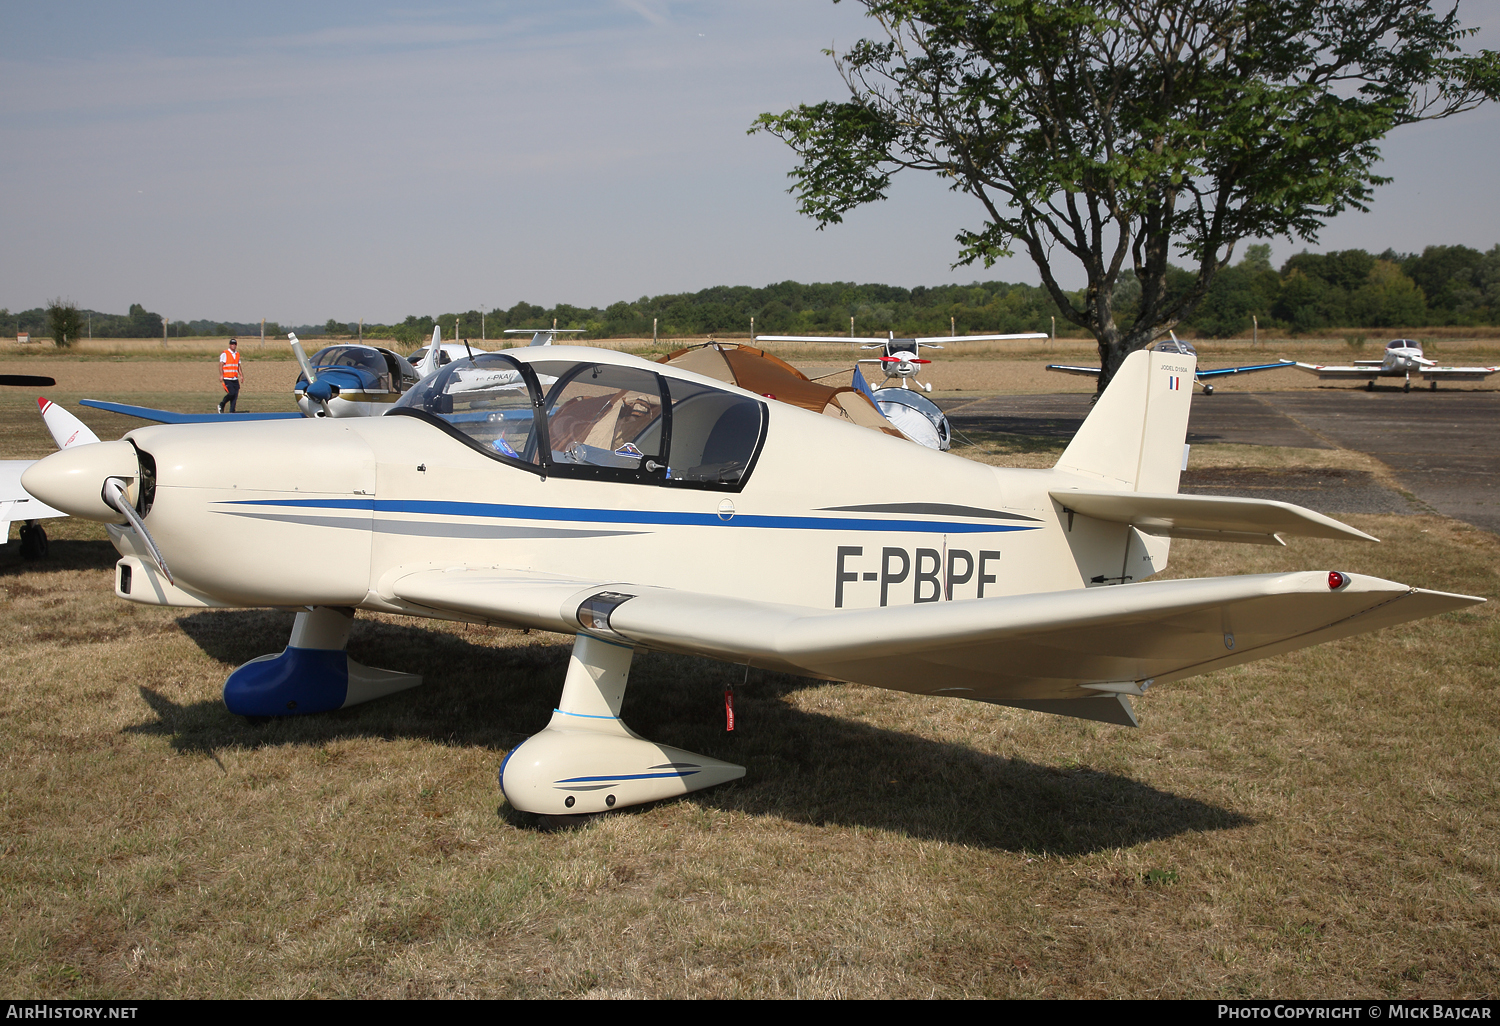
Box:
[10,243,1500,345]
[355,242,1500,343]
[1,304,308,341]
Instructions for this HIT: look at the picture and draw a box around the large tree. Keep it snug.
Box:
[754,0,1500,386]
[45,298,83,348]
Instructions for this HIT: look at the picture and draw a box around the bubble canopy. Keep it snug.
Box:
[390,351,767,490]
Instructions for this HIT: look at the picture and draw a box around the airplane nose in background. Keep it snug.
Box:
[20,440,140,521]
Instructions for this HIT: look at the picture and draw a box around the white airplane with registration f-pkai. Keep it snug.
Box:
[21,343,1482,816]
[1291,338,1500,391]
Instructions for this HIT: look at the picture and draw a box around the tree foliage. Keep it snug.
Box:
[752,0,1500,385]
[45,298,83,347]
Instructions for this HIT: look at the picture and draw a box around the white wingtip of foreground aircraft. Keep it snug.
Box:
[20,342,1483,815]
[1,397,102,556]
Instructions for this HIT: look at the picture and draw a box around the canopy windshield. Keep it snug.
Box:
[393,353,766,489]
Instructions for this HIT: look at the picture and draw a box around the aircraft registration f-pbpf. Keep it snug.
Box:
[22,345,1482,816]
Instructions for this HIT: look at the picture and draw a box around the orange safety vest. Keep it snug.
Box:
[221,349,241,380]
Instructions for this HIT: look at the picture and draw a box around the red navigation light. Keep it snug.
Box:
[1328,571,1349,590]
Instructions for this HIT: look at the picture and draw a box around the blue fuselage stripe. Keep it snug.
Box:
[218,497,1037,535]
[556,771,701,782]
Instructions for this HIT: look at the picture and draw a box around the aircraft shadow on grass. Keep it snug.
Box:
[125,609,1251,856]
[0,539,120,574]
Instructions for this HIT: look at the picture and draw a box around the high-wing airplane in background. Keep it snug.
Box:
[1289,338,1500,391]
[23,342,1481,817]
[1046,335,1295,395]
[656,341,950,449]
[756,331,1048,393]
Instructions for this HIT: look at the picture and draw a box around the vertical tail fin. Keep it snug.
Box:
[1055,346,1195,494]
[416,325,442,378]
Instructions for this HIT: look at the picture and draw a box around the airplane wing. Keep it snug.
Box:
[1049,361,1295,380]
[389,566,1480,726]
[1195,360,1296,379]
[756,335,883,344]
[79,400,304,424]
[910,333,1048,344]
[1418,365,1500,381]
[758,333,1046,344]
[1045,364,1102,377]
[1289,362,1383,380]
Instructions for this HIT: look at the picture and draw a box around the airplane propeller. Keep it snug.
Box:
[288,333,335,412]
[0,375,56,387]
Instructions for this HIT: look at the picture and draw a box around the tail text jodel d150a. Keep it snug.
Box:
[22,342,1482,816]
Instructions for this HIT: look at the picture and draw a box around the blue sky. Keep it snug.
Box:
[3,0,1498,325]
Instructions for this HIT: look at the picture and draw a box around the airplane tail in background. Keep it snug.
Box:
[1054,346,1196,494]
[416,325,442,379]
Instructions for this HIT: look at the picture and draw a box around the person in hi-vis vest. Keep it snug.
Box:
[218,338,242,413]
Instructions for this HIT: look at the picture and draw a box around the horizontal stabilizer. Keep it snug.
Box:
[1049,489,1378,544]
[80,399,304,424]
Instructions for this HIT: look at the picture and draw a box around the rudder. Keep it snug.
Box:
[1055,346,1196,494]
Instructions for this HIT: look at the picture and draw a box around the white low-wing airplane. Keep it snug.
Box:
[21,344,1482,816]
[1290,338,1500,391]
[1,397,102,556]
[756,331,1048,392]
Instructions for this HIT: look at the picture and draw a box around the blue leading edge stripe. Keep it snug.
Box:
[218,497,1038,535]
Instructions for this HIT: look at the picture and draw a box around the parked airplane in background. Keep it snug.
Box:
[82,328,446,426]
[504,328,585,346]
[756,331,1047,392]
[1289,339,1500,391]
[407,342,489,369]
[288,333,421,417]
[1,397,101,557]
[1045,335,1294,395]
[406,327,583,369]
[655,341,950,448]
[22,342,1480,816]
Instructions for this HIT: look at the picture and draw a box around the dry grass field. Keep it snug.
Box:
[0,355,1496,998]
